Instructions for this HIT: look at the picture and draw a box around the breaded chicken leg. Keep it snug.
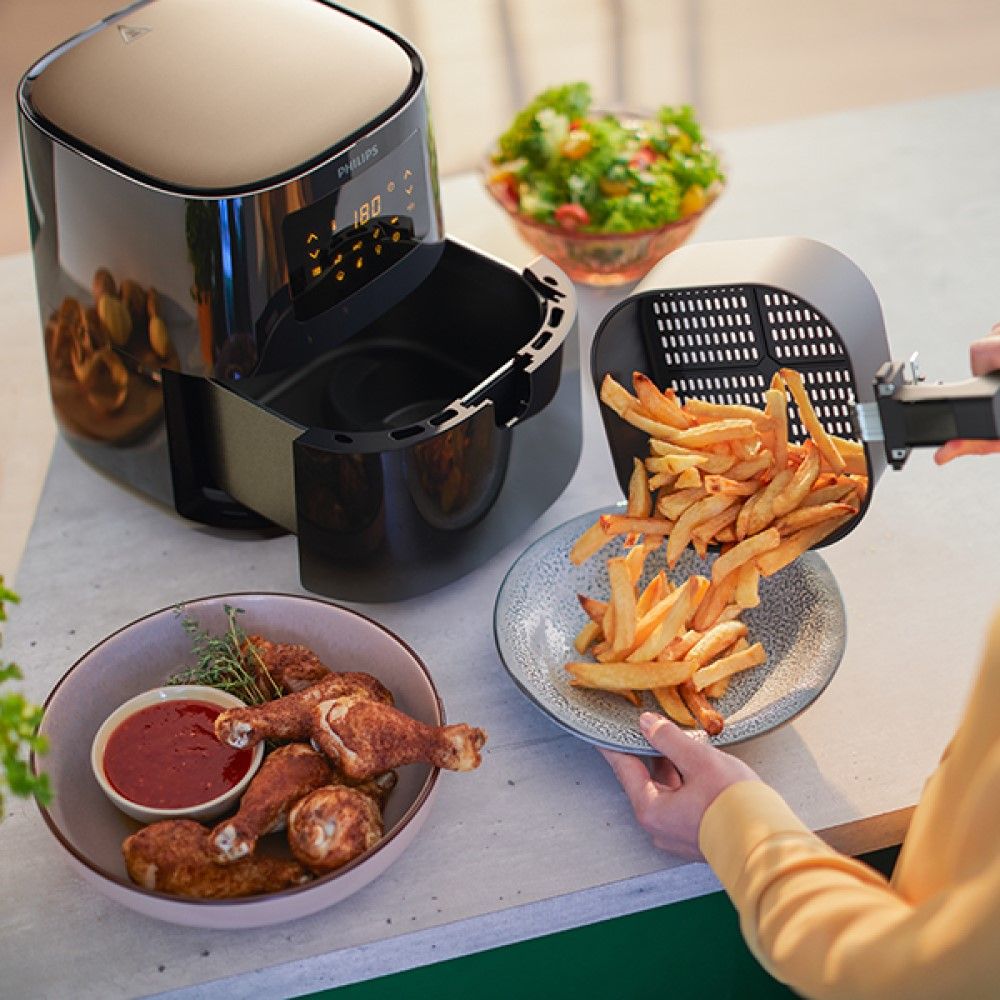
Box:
[209,743,334,863]
[311,695,487,782]
[243,635,331,695]
[286,785,384,874]
[215,672,393,749]
[123,820,310,898]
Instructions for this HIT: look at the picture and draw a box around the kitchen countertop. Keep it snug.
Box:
[3,89,1000,999]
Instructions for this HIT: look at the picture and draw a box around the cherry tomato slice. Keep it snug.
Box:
[553,203,591,229]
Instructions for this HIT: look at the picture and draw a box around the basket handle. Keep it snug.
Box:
[872,361,1000,468]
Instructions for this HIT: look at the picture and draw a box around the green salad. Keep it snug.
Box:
[488,82,724,234]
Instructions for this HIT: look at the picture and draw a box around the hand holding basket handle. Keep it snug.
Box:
[933,327,1000,464]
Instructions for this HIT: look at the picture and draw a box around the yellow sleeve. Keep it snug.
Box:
[699,769,1000,1000]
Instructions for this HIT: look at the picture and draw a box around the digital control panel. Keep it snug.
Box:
[283,130,430,319]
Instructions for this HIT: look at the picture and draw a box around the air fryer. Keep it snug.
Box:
[17,0,582,600]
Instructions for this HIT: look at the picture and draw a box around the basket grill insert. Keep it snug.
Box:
[642,284,860,444]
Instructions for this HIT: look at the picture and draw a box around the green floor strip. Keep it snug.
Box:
[304,846,900,1000]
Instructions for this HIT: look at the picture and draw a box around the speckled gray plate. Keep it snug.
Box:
[494,505,847,752]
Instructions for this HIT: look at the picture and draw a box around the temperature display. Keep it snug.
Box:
[283,130,430,318]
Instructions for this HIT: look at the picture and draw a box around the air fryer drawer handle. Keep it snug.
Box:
[521,255,577,372]
[459,255,578,428]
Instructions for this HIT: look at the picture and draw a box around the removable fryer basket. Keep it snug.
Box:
[592,237,893,547]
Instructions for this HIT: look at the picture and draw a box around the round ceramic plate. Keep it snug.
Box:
[494,505,847,752]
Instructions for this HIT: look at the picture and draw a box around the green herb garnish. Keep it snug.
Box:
[167,604,281,705]
[1,577,52,815]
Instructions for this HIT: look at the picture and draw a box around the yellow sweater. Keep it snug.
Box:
[699,607,1000,1000]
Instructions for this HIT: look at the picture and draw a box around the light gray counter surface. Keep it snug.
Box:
[4,89,1000,999]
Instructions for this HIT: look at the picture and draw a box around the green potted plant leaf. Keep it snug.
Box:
[1,577,51,815]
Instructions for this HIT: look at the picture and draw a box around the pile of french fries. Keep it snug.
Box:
[565,368,868,736]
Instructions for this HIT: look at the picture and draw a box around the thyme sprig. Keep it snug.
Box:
[167,604,281,706]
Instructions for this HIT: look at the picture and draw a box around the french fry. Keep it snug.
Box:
[570,519,612,565]
[599,374,638,418]
[667,493,738,568]
[730,435,763,461]
[704,638,749,698]
[661,629,701,661]
[800,481,860,508]
[774,501,857,535]
[734,561,761,609]
[649,439,736,475]
[772,441,821,517]
[735,489,762,541]
[711,527,781,584]
[692,642,767,691]
[565,659,696,690]
[627,577,697,662]
[646,454,709,475]
[601,600,616,652]
[624,543,649,587]
[607,557,637,651]
[685,398,775,429]
[744,468,794,536]
[674,466,702,490]
[691,505,740,545]
[652,685,697,727]
[632,372,694,429]
[621,408,684,441]
[714,602,746,624]
[630,581,693,652]
[757,514,853,576]
[635,571,668,617]
[647,471,676,491]
[726,450,773,482]
[684,620,748,668]
[691,572,739,631]
[679,681,724,736]
[764,381,788,472]
[671,419,757,449]
[657,487,708,521]
[704,475,758,497]
[627,457,653,517]
[779,367,847,474]
[600,514,674,538]
[577,593,608,623]
[704,677,731,700]
[829,435,867,475]
[574,620,602,654]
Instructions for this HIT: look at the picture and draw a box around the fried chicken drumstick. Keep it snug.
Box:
[123,819,310,898]
[287,784,385,874]
[244,635,331,695]
[311,694,487,782]
[215,672,393,749]
[209,743,334,863]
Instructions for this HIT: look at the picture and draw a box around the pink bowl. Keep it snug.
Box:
[494,206,715,286]
[35,593,442,929]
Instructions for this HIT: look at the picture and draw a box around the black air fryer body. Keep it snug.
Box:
[17,0,582,599]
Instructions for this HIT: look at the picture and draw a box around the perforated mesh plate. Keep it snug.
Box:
[640,284,860,443]
[592,280,874,546]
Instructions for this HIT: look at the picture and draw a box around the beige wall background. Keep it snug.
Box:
[3,0,1000,256]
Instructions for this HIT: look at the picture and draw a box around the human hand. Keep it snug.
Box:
[598,711,761,860]
[934,324,1000,464]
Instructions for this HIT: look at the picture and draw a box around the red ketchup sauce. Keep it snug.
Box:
[102,700,254,809]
